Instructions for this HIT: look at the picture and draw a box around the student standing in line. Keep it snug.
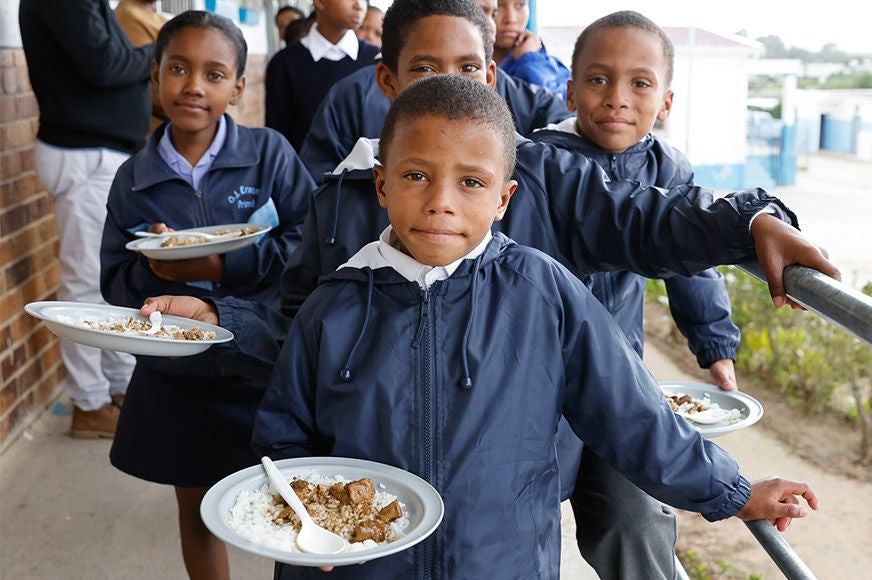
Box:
[253,73,820,579]
[275,4,305,42]
[139,6,837,578]
[265,0,380,151]
[355,3,384,47]
[298,0,571,181]
[100,11,314,579]
[532,11,741,578]
[19,0,153,438]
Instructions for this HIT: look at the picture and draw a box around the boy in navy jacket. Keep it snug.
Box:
[531,12,741,576]
[300,63,572,182]
[534,11,739,385]
[142,2,836,576]
[252,73,818,580]
[299,0,571,182]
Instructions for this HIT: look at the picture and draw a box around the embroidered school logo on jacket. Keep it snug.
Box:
[227,185,260,209]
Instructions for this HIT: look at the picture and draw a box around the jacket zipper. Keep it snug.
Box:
[420,287,435,579]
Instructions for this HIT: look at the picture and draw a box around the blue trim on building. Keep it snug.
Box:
[780,124,797,186]
[821,117,854,154]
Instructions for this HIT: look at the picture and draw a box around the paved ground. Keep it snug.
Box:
[772,152,872,287]
[1,153,867,579]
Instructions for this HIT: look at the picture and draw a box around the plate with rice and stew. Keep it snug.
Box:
[200,456,444,567]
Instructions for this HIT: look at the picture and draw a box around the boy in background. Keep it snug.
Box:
[275,4,305,42]
[532,11,741,577]
[299,0,571,181]
[253,73,819,580]
[355,3,383,47]
[265,0,380,151]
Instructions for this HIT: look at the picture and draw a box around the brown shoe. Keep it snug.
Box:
[70,403,120,439]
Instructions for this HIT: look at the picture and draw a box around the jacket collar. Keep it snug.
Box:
[130,114,259,191]
[324,231,513,286]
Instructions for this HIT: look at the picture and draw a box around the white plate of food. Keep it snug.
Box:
[24,301,233,357]
[660,382,764,438]
[200,456,444,568]
[125,223,272,261]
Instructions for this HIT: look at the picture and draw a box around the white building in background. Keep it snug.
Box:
[795,90,872,162]
[541,26,768,190]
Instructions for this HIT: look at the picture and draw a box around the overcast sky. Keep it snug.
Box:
[536,2,868,54]
[369,1,867,54]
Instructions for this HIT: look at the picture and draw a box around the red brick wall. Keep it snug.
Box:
[0,47,66,450]
[0,50,267,451]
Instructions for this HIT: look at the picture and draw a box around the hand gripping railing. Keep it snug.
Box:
[739,261,872,346]
[736,260,872,579]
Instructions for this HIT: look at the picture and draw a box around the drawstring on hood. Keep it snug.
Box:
[339,267,374,382]
[336,236,498,389]
[459,253,485,390]
[325,168,349,246]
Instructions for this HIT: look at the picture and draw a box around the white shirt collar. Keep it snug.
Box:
[301,24,360,62]
[340,226,493,289]
[537,116,578,134]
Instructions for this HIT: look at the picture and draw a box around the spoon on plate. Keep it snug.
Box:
[144,311,162,335]
[260,456,348,554]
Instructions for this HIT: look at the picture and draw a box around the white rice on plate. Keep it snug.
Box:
[227,473,409,553]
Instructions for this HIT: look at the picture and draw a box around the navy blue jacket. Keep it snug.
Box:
[532,127,740,366]
[298,65,571,181]
[253,233,751,580]
[101,115,315,377]
[265,39,380,151]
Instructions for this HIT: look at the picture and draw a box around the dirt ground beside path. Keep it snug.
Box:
[643,306,872,579]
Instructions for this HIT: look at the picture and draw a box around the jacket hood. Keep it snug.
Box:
[535,122,656,159]
[330,137,379,175]
[321,232,516,389]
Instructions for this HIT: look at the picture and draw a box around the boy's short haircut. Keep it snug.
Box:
[380,0,493,73]
[571,10,674,87]
[156,10,248,78]
[380,74,517,180]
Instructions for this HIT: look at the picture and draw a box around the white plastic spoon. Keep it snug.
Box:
[144,311,162,335]
[260,456,348,554]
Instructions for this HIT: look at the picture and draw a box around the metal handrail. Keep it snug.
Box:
[739,261,872,346]
[744,520,818,579]
[735,260,870,579]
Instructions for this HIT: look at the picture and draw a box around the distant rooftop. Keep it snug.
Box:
[540,25,764,66]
